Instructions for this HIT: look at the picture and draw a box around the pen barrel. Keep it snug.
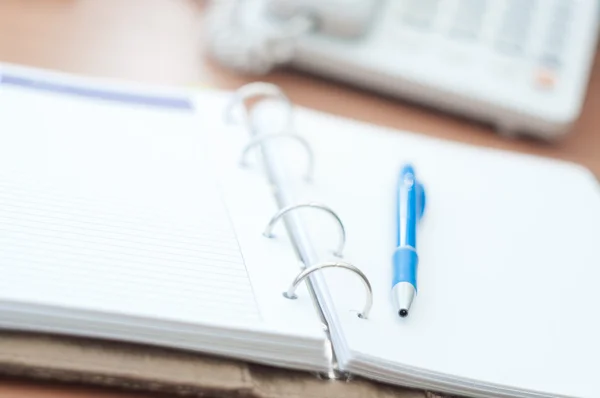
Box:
[397,168,420,248]
[392,248,418,289]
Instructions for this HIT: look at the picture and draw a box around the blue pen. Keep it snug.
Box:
[392,164,426,318]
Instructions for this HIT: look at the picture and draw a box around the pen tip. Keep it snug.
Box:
[399,309,409,318]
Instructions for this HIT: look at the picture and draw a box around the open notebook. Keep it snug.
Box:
[1,64,600,398]
[0,64,330,372]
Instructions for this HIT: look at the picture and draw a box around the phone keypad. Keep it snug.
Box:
[393,0,576,67]
[494,0,536,56]
[450,0,489,41]
[399,0,441,30]
[539,0,574,69]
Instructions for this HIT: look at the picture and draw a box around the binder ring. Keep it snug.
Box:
[283,261,373,319]
[224,82,293,131]
[263,203,346,257]
[239,133,314,181]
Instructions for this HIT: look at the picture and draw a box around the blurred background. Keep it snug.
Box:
[0,0,598,174]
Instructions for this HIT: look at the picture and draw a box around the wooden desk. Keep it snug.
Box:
[0,0,598,396]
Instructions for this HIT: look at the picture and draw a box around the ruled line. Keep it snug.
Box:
[0,176,263,323]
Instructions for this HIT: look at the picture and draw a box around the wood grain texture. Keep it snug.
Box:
[0,0,598,396]
[0,377,163,398]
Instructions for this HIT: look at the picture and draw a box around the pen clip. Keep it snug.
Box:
[417,182,426,221]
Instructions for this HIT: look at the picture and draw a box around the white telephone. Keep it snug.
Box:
[205,0,600,140]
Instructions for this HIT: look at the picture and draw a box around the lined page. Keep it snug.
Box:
[0,68,328,363]
[0,177,260,324]
[0,78,262,326]
[283,106,600,397]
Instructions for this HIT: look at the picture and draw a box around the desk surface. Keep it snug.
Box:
[0,0,598,397]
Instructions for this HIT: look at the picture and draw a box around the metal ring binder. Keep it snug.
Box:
[228,82,375,377]
[224,82,293,131]
[283,261,373,319]
[263,203,346,257]
[239,133,314,181]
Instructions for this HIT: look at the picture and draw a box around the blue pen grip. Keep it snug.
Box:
[392,248,419,289]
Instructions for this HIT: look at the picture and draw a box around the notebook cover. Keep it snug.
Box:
[0,332,447,398]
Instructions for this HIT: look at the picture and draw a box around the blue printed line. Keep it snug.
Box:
[0,74,194,111]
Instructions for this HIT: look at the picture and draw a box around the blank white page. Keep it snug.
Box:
[0,66,326,356]
[271,106,600,397]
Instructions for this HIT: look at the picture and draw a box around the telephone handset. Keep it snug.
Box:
[204,0,379,75]
[263,0,380,38]
[205,0,600,140]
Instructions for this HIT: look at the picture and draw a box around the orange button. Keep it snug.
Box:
[534,68,557,90]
